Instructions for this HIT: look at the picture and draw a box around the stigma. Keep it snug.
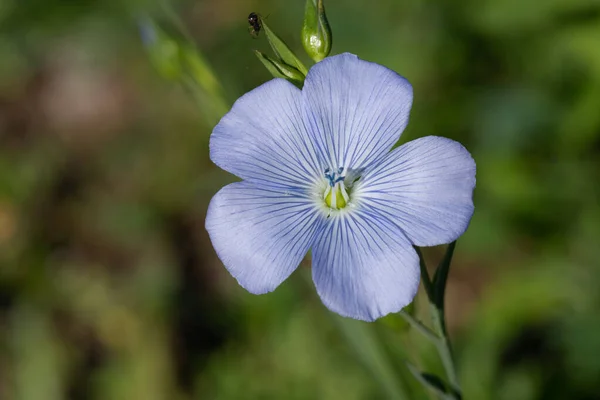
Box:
[323,167,350,209]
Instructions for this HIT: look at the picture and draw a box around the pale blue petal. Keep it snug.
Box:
[302,53,413,171]
[206,182,324,294]
[211,79,324,191]
[357,136,476,247]
[311,210,420,321]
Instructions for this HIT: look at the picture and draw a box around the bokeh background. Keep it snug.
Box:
[1,0,600,399]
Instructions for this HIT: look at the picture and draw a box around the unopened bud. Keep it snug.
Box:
[301,0,332,62]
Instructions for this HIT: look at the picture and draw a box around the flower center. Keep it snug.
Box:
[323,167,350,209]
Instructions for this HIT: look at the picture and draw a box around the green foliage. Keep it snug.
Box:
[406,362,456,400]
[261,20,309,76]
[254,50,305,86]
[432,242,456,313]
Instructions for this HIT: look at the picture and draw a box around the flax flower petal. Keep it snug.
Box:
[311,210,420,321]
[206,182,324,294]
[211,79,324,192]
[302,53,413,171]
[357,136,476,247]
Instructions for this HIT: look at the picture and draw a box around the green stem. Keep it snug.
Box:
[411,246,462,400]
[431,307,461,399]
[398,310,438,343]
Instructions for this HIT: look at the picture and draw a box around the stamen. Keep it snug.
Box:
[340,184,349,202]
[323,185,331,200]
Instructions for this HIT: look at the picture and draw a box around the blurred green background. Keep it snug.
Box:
[1,0,600,399]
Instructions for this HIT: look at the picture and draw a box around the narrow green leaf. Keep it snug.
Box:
[398,309,439,343]
[254,50,305,85]
[405,362,455,400]
[432,241,457,311]
[414,246,434,301]
[261,21,309,76]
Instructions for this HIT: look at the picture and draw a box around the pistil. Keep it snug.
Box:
[323,167,350,210]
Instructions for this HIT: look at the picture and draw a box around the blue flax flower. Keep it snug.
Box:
[206,53,475,321]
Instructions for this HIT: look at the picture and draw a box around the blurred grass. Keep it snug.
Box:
[1,0,600,399]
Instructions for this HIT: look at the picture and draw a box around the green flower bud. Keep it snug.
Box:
[301,0,332,62]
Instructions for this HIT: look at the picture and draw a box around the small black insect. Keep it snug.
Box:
[248,12,262,38]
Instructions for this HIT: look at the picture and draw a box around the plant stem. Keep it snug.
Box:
[398,310,438,343]
[411,246,462,400]
[430,307,461,399]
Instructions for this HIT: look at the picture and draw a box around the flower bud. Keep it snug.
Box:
[301,0,332,62]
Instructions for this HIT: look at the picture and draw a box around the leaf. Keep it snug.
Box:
[261,21,309,76]
[432,241,457,311]
[405,362,456,400]
[414,246,434,300]
[254,50,305,85]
